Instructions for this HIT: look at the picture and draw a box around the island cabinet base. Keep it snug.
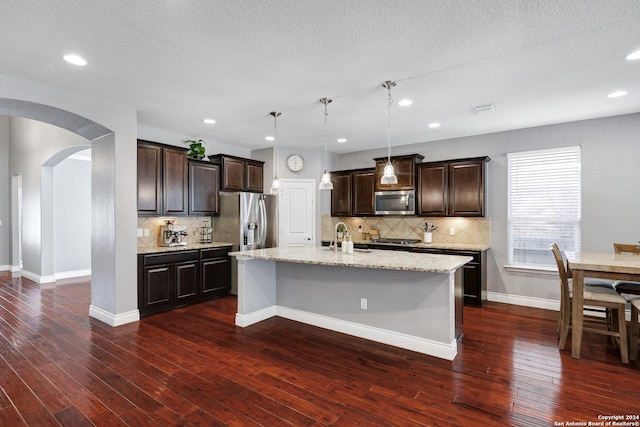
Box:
[235,258,463,361]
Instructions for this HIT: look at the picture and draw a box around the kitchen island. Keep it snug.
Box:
[230,246,472,360]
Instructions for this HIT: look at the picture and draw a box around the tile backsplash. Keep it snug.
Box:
[137,216,213,249]
[321,214,490,245]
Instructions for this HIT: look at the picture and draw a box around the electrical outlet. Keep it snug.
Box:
[360,298,367,310]
[143,228,150,237]
[137,228,143,237]
[450,227,455,236]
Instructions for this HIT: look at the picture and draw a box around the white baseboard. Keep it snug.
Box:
[276,306,458,361]
[20,269,56,284]
[488,291,559,311]
[55,269,91,280]
[488,291,631,321]
[0,265,10,272]
[89,305,140,327]
[10,265,22,272]
[235,306,277,327]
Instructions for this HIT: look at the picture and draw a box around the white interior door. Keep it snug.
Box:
[279,179,315,248]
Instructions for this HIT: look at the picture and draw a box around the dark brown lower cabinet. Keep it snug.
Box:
[175,260,199,303]
[201,248,232,297]
[411,247,487,307]
[138,246,231,316]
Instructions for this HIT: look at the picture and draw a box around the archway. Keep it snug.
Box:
[1,97,139,326]
[42,145,92,282]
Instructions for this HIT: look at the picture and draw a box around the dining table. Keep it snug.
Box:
[566,251,640,359]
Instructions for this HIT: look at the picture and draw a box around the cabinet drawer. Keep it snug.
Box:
[142,250,199,266]
[201,247,231,259]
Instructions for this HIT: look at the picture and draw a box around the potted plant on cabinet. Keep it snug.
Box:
[185,139,206,160]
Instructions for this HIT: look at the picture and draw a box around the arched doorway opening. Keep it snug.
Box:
[1,98,139,326]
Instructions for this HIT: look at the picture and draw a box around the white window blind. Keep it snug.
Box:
[508,146,581,268]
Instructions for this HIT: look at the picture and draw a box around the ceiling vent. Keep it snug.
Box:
[473,103,495,113]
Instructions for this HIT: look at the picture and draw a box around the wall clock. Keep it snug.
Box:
[286,154,304,172]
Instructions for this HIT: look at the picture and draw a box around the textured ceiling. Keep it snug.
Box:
[1,0,639,154]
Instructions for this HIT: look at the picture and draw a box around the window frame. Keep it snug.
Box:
[506,146,582,271]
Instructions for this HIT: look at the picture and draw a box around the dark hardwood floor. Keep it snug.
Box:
[0,272,638,426]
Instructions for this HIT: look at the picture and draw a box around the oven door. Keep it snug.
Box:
[374,191,415,215]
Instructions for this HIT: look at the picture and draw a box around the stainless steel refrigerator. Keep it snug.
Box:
[214,192,278,294]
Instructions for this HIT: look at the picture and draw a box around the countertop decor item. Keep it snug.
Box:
[185,139,206,159]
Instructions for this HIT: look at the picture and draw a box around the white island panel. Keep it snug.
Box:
[231,247,470,360]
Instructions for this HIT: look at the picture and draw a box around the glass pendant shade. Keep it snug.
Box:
[269,176,283,194]
[381,161,398,185]
[319,169,333,190]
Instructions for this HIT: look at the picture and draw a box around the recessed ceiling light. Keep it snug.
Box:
[626,49,640,60]
[337,138,347,143]
[265,136,275,141]
[398,99,413,107]
[607,91,628,98]
[203,118,216,124]
[63,54,87,66]
[428,122,441,128]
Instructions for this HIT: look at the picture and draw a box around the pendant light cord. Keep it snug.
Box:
[386,83,393,163]
[323,100,329,170]
[271,111,281,178]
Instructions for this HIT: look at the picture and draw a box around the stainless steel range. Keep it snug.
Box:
[368,238,421,250]
[371,238,421,245]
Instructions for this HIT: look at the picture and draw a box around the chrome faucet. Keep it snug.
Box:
[333,222,349,252]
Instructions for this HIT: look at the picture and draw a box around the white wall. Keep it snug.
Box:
[339,113,640,305]
[251,146,338,244]
[9,117,91,279]
[0,116,9,270]
[54,156,91,276]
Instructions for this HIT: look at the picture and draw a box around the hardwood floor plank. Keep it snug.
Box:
[0,406,27,426]
[53,406,93,427]
[1,273,639,427]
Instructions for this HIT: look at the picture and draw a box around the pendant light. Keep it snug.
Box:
[269,111,284,195]
[380,80,398,185]
[318,97,334,190]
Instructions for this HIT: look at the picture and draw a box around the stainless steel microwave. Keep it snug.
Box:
[374,191,415,215]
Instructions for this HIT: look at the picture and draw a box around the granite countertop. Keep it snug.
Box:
[138,242,233,254]
[323,240,490,252]
[410,242,490,251]
[229,246,472,273]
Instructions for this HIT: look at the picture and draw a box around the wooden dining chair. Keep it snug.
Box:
[612,243,640,296]
[550,243,629,363]
[630,297,640,361]
[613,243,640,255]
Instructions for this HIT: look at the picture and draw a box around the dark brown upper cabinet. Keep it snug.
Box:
[331,168,375,217]
[188,159,220,215]
[374,154,424,191]
[352,169,376,216]
[417,156,489,217]
[137,140,188,216]
[137,142,162,215]
[331,171,352,217]
[163,147,189,215]
[209,154,264,193]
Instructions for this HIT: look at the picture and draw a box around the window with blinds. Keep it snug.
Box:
[508,146,581,268]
